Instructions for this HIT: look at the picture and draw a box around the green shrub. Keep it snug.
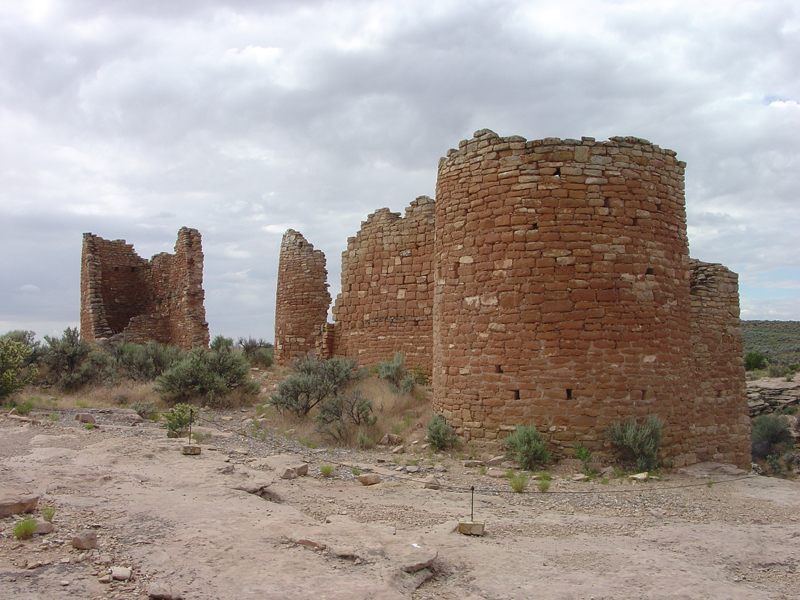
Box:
[164,403,195,437]
[605,415,665,472]
[315,390,377,444]
[112,341,183,381]
[744,351,769,371]
[40,506,56,522]
[209,335,234,353]
[269,355,359,417]
[1,330,43,367]
[537,479,550,493]
[237,337,274,368]
[42,328,93,389]
[503,424,552,471]
[751,413,793,460]
[320,464,334,477]
[426,415,458,451]
[768,363,791,378]
[0,338,36,398]
[509,472,529,493]
[14,399,34,415]
[377,352,416,394]
[155,348,259,407]
[574,443,595,475]
[357,429,375,449]
[131,401,158,419]
[13,517,37,540]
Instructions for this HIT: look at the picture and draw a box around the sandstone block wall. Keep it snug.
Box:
[273,129,750,469]
[331,196,435,372]
[432,129,748,468]
[80,227,209,350]
[689,260,751,464]
[274,229,331,364]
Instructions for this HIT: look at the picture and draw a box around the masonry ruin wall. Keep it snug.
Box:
[273,229,331,364]
[80,227,209,351]
[688,260,751,465]
[331,196,435,372]
[273,129,750,469]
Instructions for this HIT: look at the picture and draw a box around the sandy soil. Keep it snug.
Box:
[1,409,799,600]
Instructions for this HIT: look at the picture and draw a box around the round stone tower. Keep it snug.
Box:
[433,129,693,459]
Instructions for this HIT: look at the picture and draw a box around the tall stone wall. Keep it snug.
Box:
[331,196,435,372]
[80,227,209,350]
[689,260,751,465]
[432,129,747,467]
[274,229,331,364]
[271,129,750,468]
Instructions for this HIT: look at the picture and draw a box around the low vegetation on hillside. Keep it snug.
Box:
[742,320,800,376]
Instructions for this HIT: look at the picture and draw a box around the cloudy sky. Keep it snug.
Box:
[1,0,798,343]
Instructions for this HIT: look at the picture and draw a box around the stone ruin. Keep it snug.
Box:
[80,227,210,351]
[274,129,750,468]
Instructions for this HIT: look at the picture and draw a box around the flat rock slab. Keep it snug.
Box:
[259,454,309,478]
[0,490,39,517]
[148,581,183,599]
[72,530,98,550]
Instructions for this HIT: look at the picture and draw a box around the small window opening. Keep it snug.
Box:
[130,266,136,273]
[641,389,647,400]
[632,218,638,226]
[513,390,520,400]
[554,167,561,177]
[566,388,573,400]
[531,222,539,230]
[646,268,654,275]
[495,365,503,373]
[112,266,118,271]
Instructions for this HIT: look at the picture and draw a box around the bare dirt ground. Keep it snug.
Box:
[2,409,799,600]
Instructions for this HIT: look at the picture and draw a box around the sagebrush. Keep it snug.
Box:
[605,415,665,471]
[269,355,359,417]
[751,413,793,460]
[426,415,458,451]
[503,424,552,470]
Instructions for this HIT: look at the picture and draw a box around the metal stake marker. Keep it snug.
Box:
[471,486,475,521]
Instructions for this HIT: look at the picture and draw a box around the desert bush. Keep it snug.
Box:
[13,517,37,540]
[164,403,195,437]
[131,401,158,419]
[0,338,36,398]
[315,390,377,444]
[574,443,596,475]
[377,352,416,394]
[210,335,234,353]
[155,348,259,407]
[503,424,552,470]
[40,328,111,390]
[237,337,274,368]
[426,415,458,451]
[744,351,768,371]
[537,479,551,492]
[768,363,791,378]
[320,464,334,477]
[751,413,794,460]
[40,506,56,522]
[269,355,359,417]
[1,330,43,367]
[606,415,665,472]
[509,472,529,493]
[112,341,183,382]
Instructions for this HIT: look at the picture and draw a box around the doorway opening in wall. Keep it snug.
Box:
[513,390,520,400]
[566,388,573,400]
[554,167,561,178]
